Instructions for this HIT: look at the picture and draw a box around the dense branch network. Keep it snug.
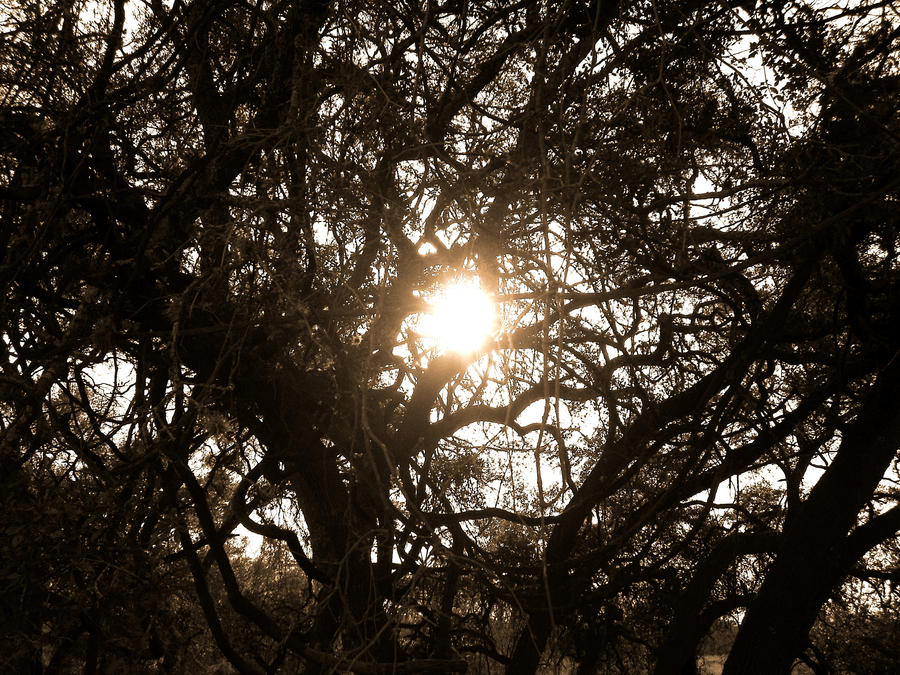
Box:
[1,0,899,672]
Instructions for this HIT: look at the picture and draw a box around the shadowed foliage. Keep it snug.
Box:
[2,0,899,672]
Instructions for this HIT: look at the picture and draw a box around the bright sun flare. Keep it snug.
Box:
[419,281,497,354]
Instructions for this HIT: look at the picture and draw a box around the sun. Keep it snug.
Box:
[419,280,497,354]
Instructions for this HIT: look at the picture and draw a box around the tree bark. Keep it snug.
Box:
[724,353,900,673]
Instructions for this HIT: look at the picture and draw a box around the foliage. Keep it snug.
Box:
[2,0,899,672]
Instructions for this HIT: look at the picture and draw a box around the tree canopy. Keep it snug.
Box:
[2,0,899,672]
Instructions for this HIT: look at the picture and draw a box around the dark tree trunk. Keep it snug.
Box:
[654,532,776,675]
[724,357,900,673]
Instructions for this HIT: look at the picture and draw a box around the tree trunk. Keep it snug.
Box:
[723,356,900,673]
